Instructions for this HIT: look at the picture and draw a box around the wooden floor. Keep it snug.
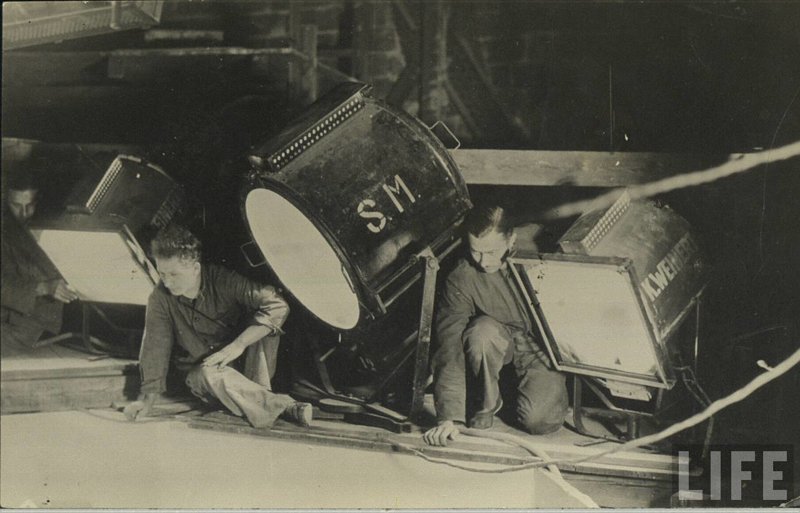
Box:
[2,409,596,509]
[185,399,677,508]
[0,346,678,508]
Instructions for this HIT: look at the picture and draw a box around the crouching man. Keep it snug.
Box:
[124,224,312,428]
[423,206,568,446]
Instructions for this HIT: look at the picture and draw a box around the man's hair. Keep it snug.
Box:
[4,159,40,193]
[150,224,202,262]
[463,205,514,238]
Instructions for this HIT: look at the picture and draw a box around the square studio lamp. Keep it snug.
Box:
[30,154,181,305]
[31,221,158,306]
[510,252,673,390]
[509,192,709,398]
[26,154,184,352]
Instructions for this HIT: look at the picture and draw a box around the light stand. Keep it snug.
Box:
[291,246,442,432]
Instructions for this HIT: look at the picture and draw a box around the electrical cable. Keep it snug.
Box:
[389,434,598,508]
[542,139,800,220]
[396,345,799,473]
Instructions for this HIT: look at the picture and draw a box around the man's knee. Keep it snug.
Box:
[519,409,566,435]
[463,316,508,355]
[185,365,223,397]
[517,374,569,434]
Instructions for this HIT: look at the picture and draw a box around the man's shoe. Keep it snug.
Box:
[468,397,503,430]
[283,402,313,427]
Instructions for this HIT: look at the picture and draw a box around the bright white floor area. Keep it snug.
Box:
[1,410,588,509]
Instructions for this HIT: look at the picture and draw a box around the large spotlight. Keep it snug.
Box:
[238,82,472,416]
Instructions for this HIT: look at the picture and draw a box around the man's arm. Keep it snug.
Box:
[424,268,475,446]
[430,267,475,425]
[2,235,78,312]
[202,269,289,368]
[126,291,174,421]
[138,293,175,394]
[1,269,40,315]
[1,239,42,314]
[202,323,272,368]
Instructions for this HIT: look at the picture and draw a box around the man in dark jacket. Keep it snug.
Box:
[1,163,78,356]
[423,205,568,446]
[123,224,312,429]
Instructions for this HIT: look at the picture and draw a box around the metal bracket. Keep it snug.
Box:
[409,246,440,420]
[427,120,461,150]
[240,240,266,268]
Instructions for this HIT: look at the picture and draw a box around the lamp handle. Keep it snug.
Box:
[427,120,461,150]
[240,240,266,268]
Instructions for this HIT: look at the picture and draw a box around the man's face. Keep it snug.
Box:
[7,188,38,223]
[154,256,201,297]
[468,229,516,273]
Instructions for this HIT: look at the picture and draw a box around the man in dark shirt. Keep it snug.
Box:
[124,224,312,428]
[423,205,568,446]
[1,163,78,356]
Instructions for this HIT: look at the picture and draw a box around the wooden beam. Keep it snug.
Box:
[4,48,302,88]
[417,1,448,124]
[298,24,319,103]
[385,0,421,108]
[107,47,299,81]
[451,149,737,187]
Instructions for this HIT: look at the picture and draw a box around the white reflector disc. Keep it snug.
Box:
[245,188,360,330]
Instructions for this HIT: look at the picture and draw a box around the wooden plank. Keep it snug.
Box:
[565,473,674,508]
[451,148,736,187]
[1,374,135,413]
[2,365,135,381]
[188,414,674,480]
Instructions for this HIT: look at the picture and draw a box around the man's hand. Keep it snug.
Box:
[203,340,246,369]
[37,279,78,303]
[123,394,156,421]
[52,280,79,303]
[423,420,461,447]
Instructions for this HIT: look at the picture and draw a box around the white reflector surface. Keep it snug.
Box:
[522,259,659,377]
[245,188,360,330]
[32,229,156,305]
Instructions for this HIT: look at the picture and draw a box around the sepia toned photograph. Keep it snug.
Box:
[1,0,798,509]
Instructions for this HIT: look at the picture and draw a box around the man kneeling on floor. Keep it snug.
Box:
[124,224,312,428]
[423,205,568,447]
